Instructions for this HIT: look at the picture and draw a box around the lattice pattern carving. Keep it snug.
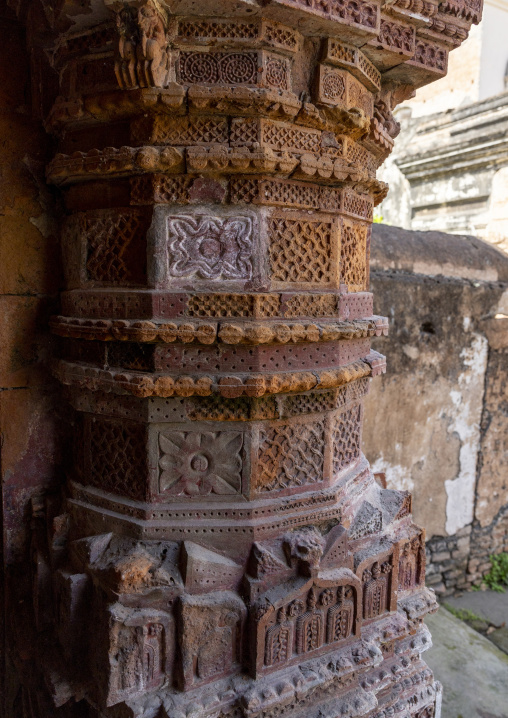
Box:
[261,180,321,208]
[230,118,260,146]
[283,294,338,318]
[187,395,278,421]
[257,420,325,492]
[349,502,382,539]
[262,179,321,209]
[178,20,258,39]
[230,178,260,204]
[325,39,381,91]
[345,141,373,171]
[356,51,381,89]
[282,391,336,417]
[263,23,299,51]
[347,377,370,403]
[258,295,281,317]
[342,191,373,220]
[327,42,355,64]
[267,215,336,286]
[130,175,193,205]
[132,116,228,146]
[341,221,368,291]
[89,419,147,500]
[231,178,344,214]
[83,210,147,285]
[186,293,282,318]
[187,294,256,317]
[332,404,362,474]
[230,119,321,153]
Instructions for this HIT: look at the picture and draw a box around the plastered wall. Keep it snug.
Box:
[365,224,508,595]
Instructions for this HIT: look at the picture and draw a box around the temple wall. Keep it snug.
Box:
[0,2,64,562]
[0,5,65,711]
[365,224,508,596]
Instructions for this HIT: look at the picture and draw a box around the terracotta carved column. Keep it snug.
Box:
[19,0,481,715]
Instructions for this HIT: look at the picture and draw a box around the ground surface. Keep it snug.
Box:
[426,606,508,718]
[445,588,508,654]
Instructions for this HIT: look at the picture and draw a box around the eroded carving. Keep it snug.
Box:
[114,0,170,89]
[158,430,243,496]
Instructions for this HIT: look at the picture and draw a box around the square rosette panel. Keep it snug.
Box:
[315,65,374,117]
[152,207,261,290]
[149,425,250,501]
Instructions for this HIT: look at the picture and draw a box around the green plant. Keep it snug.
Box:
[373,213,383,224]
[483,552,508,593]
[443,603,483,623]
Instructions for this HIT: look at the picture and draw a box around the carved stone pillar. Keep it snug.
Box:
[17,0,481,716]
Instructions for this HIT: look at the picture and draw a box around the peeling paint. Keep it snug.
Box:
[444,333,488,535]
[370,456,415,493]
[402,345,419,360]
[29,213,55,239]
[496,288,508,315]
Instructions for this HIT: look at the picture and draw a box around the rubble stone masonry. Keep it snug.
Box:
[0,0,483,717]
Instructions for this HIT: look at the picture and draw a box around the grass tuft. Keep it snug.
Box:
[483,553,508,593]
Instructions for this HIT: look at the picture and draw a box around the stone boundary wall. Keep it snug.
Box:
[426,505,508,595]
[365,224,508,596]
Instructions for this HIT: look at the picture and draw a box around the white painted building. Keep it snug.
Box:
[379,0,508,254]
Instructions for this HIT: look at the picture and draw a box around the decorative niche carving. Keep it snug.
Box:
[251,574,361,676]
[398,532,426,592]
[362,561,392,619]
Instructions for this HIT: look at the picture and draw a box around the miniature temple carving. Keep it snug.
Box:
[8,0,483,715]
